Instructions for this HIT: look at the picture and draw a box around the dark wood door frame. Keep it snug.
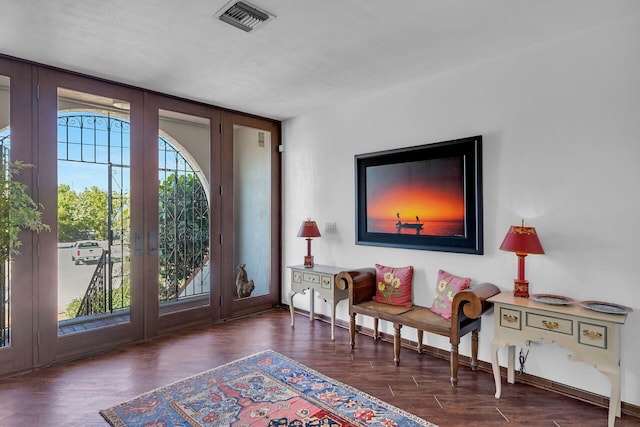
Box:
[221,112,281,318]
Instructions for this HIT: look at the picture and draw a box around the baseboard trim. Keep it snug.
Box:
[289,307,640,420]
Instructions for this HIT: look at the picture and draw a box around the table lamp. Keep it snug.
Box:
[297,218,321,268]
[499,220,544,298]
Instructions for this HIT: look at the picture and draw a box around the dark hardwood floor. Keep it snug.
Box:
[0,308,636,426]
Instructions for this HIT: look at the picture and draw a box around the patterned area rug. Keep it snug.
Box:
[100,349,436,427]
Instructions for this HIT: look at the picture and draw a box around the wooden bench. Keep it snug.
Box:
[336,267,500,385]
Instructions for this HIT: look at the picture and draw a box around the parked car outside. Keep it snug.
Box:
[71,240,103,265]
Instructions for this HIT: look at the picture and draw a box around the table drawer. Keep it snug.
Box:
[320,275,332,290]
[499,307,522,330]
[303,272,320,284]
[527,312,573,335]
[290,269,335,293]
[292,270,303,283]
[578,321,608,349]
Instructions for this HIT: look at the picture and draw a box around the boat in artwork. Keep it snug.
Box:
[395,212,424,230]
[396,221,424,230]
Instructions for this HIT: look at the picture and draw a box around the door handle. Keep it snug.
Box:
[134,231,143,256]
[148,231,157,256]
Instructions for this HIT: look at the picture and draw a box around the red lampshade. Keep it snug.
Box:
[297,219,321,238]
[499,225,544,255]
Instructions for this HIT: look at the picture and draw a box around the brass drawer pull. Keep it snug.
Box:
[303,274,318,283]
[582,329,603,341]
[503,314,518,323]
[542,320,559,330]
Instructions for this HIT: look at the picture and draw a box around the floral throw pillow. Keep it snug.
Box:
[372,264,414,308]
[429,269,471,320]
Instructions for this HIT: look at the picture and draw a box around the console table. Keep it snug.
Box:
[489,292,629,427]
[288,265,348,341]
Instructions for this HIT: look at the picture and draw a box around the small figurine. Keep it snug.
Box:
[235,264,255,298]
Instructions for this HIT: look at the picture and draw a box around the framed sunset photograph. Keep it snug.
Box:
[355,136,483,254]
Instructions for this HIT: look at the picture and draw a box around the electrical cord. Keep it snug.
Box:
[518,344,530,375]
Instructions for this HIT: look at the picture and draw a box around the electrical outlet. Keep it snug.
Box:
[324,222,337,233]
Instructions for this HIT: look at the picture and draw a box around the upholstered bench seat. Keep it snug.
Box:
[337,267,500,385]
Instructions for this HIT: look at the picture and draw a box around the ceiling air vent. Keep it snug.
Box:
[216,1,272,32]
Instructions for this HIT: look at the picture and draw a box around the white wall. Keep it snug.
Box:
[282,14,640,406]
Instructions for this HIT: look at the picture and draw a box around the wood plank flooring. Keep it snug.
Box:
[0,308,637,426]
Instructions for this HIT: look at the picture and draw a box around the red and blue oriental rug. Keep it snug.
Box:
[100,349,436,427]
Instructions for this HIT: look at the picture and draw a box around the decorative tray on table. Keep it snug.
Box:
[580,300,633,314]
[530,294,575,306]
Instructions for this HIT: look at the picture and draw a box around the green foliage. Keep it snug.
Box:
[0,160,50,263]
[57,184,79,242]
[158,173,209,301]
[77,186,109,239]
[57,185,113,242]
[64,296,82,319]
[66,263,132,319]
[58,184,129,242]
[65,282,131,319]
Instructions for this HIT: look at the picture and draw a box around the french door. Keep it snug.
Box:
[221,112,281,318]
[0,58,35,375]
[36,68,147,363]
[0,57,280,374]
[143,93,221,337]
[37,70,228,362]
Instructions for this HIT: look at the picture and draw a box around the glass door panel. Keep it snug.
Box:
[157,108,211,315]
[1,74,11,349]
[233,125,271,299]
[56,88,132,332]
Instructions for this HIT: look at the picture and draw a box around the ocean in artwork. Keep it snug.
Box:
[368,218,464,236]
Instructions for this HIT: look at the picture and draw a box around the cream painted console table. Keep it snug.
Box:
[288,265,348,340]
[489,292,629,427]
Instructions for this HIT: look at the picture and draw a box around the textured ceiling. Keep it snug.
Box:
[1,0,639,120]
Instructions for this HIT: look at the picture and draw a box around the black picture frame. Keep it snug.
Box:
[355,135,483,254]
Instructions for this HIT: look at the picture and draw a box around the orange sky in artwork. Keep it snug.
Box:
[364,156,465,223]
[367,187,464,221]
